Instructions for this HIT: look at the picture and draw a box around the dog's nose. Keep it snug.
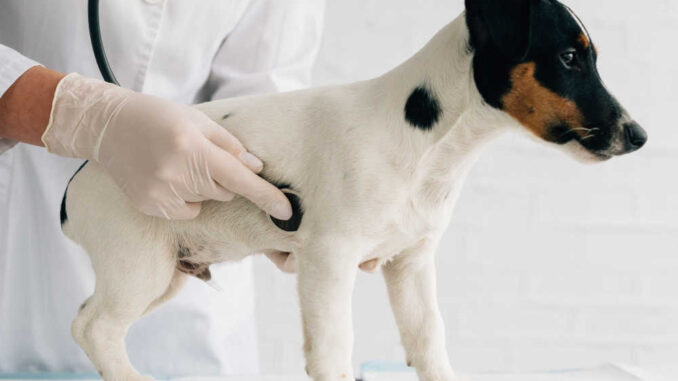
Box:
[624,121,648,151]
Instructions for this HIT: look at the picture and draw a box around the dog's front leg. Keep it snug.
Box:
[297,238,360,381]
[382,238,456,381]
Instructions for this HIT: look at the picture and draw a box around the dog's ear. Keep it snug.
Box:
[465,0,535,61]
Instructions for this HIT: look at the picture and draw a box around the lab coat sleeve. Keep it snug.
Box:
[0,44,41,154]
[205,0,325,100]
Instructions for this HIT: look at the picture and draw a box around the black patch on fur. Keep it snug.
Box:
[177,260,212,281]
[177,245,191,259]
[465,0,534,109]
[404,86,441,131]
[222,113,231,120]
[60,160,89,226]
[176,244,212,280]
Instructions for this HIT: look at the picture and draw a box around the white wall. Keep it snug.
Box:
[254,0,678,377]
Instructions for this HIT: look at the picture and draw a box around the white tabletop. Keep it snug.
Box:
[0,364,672,381]
[361,364,673,381]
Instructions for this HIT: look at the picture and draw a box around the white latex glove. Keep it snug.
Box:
[42,73,292,221]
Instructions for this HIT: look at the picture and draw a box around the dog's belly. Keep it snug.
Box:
[170,196,302,278]
[358,217,438,273]
[358,239,418,273]
[360,191,456,272]
[174,238,254,281]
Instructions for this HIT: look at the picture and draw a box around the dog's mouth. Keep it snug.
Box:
[576,135,619,162]
[579,124,647,159]
[543,123,618,163]
[574,133,614,161]
[552,118,648,160]
[589,151,613,161]
[548,123,628,161]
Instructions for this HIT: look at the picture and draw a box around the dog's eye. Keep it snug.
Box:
[560,51,577,68]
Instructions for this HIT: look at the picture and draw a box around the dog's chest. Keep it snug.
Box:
[358,196,451,271]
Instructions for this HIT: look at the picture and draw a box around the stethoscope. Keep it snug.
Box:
[87,0,119,85]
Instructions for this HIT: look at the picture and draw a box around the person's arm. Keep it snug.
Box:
[0,66,65,146]
[0,48,292,221]
[0,44,44,152]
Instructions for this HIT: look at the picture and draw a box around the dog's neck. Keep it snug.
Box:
[373,13,510,205]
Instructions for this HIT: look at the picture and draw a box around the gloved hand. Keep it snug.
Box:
[42,73,292,221]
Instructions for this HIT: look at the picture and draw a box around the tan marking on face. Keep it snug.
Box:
[577,33,590,49]
[501,62,585,141]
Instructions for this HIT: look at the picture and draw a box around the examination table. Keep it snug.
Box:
[0,363,672,381]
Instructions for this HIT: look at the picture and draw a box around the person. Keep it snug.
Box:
[0,0,324,376]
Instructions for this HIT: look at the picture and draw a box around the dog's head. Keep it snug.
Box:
[466,0,647,161]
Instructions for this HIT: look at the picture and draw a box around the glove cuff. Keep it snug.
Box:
[42,73,131,160]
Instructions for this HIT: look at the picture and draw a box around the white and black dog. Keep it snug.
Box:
[61,0,647,380]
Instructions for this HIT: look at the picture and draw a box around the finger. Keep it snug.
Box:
[164,154,237,203]
[134,198,202,220]
[124,180,204,220]
[239,151,264,173]
[201,185,236,203]
[207,125,264,173]
[165,202,202,220]
[171,179,235,203]
[206,145,292,220]
[150,190,202,220]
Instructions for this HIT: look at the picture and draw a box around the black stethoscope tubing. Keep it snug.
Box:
[87,0,119,85]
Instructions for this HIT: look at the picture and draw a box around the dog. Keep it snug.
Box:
[61,0,647,380]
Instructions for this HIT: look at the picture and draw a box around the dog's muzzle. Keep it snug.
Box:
[623,121,648,153]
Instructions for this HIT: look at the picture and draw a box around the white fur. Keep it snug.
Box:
[63,13,591,381]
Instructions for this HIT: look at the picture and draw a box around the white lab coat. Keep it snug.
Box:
[0,0,324,376]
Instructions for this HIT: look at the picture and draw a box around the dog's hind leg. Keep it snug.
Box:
[72,244,177,381]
